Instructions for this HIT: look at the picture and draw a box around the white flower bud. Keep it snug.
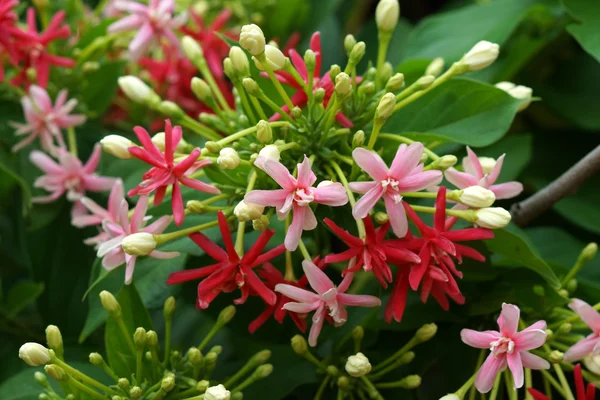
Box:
[385,73,405,92]
[584,354,600,376]
[121,232,157,256]
[508,85,533,111]
[458,186,496,208]
[438,155,458,169]
[475,207,511,229]
[254,45,286,71]
[345,352,371,377]
[257,145,280,163]
[118,76,159,106]
[256,120,272,143]
[182,36,204,63]
[417,75,435,89]
[100,135,134,159]
[439,395,460,400]
[239,24,265,56]
[19,343,51,366]
[335,72,352,97]
[462,41,500,71]
[376,0,400,33]
[495,81,515,92]
[234,200,264,222]
[217,148,241,169]
[99,290,121,316]
[45,325,62,350]
[191,77,212,102]
[204,384,230,400]
[229,46,250,77]
[426,57,444,77]
[475,157,496,175]
[151,132,188,153]
[376,92,396,121]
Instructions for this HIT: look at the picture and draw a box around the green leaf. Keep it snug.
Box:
[105,284,153,377]
[81,61,126,116]
[485,225,561,288]
[399,0,536,63]
[385,78,522,147]
[562,0,600,63]
[4,281,44,319]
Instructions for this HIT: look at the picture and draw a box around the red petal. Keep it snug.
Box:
[188,232,228,262]
[167,262,221,284]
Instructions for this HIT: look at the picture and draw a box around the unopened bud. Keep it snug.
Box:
[223,58,235,80]
[314,88,326,103]
[344,34,357,55]
[44,365,67,381]
[374,212,389,224]
[440,395,460,400]
[558,323,572,335]
[386,73,405,92]
[426,57,444,77]
[461,41,500,71]
[101,135,134,159]
[158,101,184,119]
[251,350,271,365]
[134,327,147,349]
[358,81,375,97]
[151,132,189,153]
[163,296,176,320]
[581,243,598,263]
[182,36,204,63]
[257,144,280,163]
[337,376,350,390]
[566,279,578,293]
[130,386,143,399]
[475,207,511,229]
[196,380,210,392]
[291,335,308,355]
[217,148,241,169]
[549,350,564,363]
[45,325,62,351]
[329,64,341,82]
[495,82,532,111]
[400,351,415,364]
[217,305,236,325]
[376,92,396,121]
[89,352,104,366]
[239,24,266,56]
[100,291,121,317]
[327,365,339,376]
[533,285,545,296]
[234,200,264,222]
[186,348,202,366]
[253,215,270,231]
[209,345,223,355]
[34,371,49,388]
[205,384,231,400]
[118,378,130,392]
[291,107,302,119]
[352,130,365,148]
[335,73,352,98]
[345,352,371,377]
[146,330,158,347]
[118,76,160,106]
[352,326,364,342]
[256,120,272,143]
[416,323,437,342]
[376,0,400,33]
[304,50,316,71]
[401,375,422,389]
[229,47,250,77]
[205,141,222,154]
[380,62,393,83]
[254,364,273,379]
[242,78,262,97]
[438,155,458,169]
[19,343,51,366]
[349,42,366,65]
[458,186,496,208]
[161,375,176,392]
[122,232,157,256]
[191,77,212,102]
[254,45,286,71]
[417,75,435,89]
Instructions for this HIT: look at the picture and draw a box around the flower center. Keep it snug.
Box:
[380,178,402,203]
[490,336,514,356]
[149,10,172,29]
[294,188,314,206]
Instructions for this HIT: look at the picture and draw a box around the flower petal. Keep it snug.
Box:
[444,168,478,189]
[520,351,550,370]
[274,284,320,303]
[389,143,423,180]
[514,329,547,352]
[337,293,381,307]
[258,158,296,191]
[507,352,524,389]
[475,354,507,393]
[460,329,501,349]
[352,148,389,180]
[570,299,600,331]
[352,184,384,219]
[301,259,334,295]
[563,335,599,363]
[385,196,408,238]
[490,182,523,200]
[296,156,316,188]
[498,303,520,336]
[313,182,348,206]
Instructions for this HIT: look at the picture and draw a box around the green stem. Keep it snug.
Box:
[53,358,118,396]
[392,63,458,113]
[67,127,77,158]
[155,220,221,245]
[249,95,268,120]
[378,133,440,160]
[540,370,567,398]
[366,121,383,150]
[136,347,144,384]
[234,81,257,125]
[298,240,311,260]
[330,160,365,238]
[234,171,258,256]
[553,364,575,400]
[408,204,474,220]
[164,318,172,366]
[314,375,331,400]
[93,0,109,17]
[375,32,392,89]
[254,93,295,123]
[488,374,502,400]
[360,376,383,399]
[181,116,221,141]
[66,376,105,400]
[196,61,232,112]
[258,54,294,110]
[285,62,309,92]
[371,336,419,373]
[116,318,136,355]
[549,302,600,329]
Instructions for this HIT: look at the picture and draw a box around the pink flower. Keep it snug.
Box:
[108,0,186,61]
[445,146,523,200]
[12,85,86,153]
[275,260,381,346]
[72,179,125,247]
[461,303,549,393]
[349,143,443,238]
[245,155,348,251]
[128,120,220,226]
[563,299,600,363]
[29,144,116,219]
[96,195,178,284]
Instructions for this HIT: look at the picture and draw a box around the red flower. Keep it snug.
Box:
[384,187,494,323]
[167,211,286,309]
[270,32,357,127]
[127,119,220,226]
[180,9,235,79]
[0,0,22,82]
[323,216,419,288]
[528,364,594,400]
[11,9,75,88]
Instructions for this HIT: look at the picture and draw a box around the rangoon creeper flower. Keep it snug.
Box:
[345,352,372,377]
[0,0,20,82]
[108,0,186,61]
[29,144,116,219]
[275,260,381,347]
[234,200,264,222]
[19,343,51,366]
[12,85,86,153]
[101,135,135,159]
[239,24,265,56]
[563,299,600,363]
[204,384,230,400]
[254,44,286,71]
[495,81,533,111]
[475,207,511,229]
[461,41,500,71]
[96,195,178,284]
[350,143,443,238]
[128,120,220,226]
[461,303,549,393]
[217,148,240,169]
[445,146,523,200]
[245,155,348,250]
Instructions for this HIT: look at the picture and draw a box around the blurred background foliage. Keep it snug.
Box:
[1,0,599,398]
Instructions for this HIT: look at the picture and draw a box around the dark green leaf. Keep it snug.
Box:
[562,0,600,63]
[4,281,44,318]
[81,61,126,116]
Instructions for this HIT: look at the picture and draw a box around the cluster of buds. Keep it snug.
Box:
[19,292,272,400]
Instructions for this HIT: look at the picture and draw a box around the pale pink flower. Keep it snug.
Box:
[563,299,600,363]
[461,303,549,393]
[245,155,348,251]
[349,143,443,238]
[29,144,116,219]
[445,146,523,200]
[108,0,186,61]
[96,195,178,284]
[275,260,381,347]
[12,85,86,153]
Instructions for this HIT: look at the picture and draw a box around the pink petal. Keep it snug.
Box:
[71,214,103,228]
[490,182,523,200]
[296,156,316,189]
[475,353,507,393]
[337,293,381,307]
[179,177,221,194]
[108,180,125,217]
[303,206,317,230]
[83,143,102,173]
[149,250,180,259]
[352,148,389,181]
[570,299,600,331]
[487,154,505,185]
[301,259,334,296]
[282,301,321,313]
[143,215,172,234]
[308,306,326,347]
[83,175,116,192]
[396,170,442,192]
[102,248,125,270]
[29,85,52,112]
[389,143,423,180]
[465,147,484,179]
[108,14,143,32]
[124,255,137,284]
[313,182,348,206]
[275,284,320,303]
[444,168,478,189]
[337,272,354,293]
[285,204,305,251]
[514,329,547,351]
[460,329,501,348]
[498,303,520,336]
[348,181,377,194]
[244,189,289,208]
[520,351,550,370]
[563,335,599,363]
[507,353,524,389]
[129,23,154,61]
[384,196,408,238]
[130,195,149,232]
[30,151,63,174]
[521,320,547,332]
[258,158,296,191]
[352,184,384,219]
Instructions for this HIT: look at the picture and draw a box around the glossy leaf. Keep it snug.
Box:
[4,281,44,319]
[562,0,600,63]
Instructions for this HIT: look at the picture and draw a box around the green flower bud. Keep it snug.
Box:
[335,73,352,98]
[327,365,339,376]
[182,36,204,63]
[401,375,422,389]
[205,141,223,154]
[385,73,405,92]
[376,0,400,33]
[416,323,437,342]
[549,350,564,363]
[34,371,49,388]
[533,285,545,296]
[39,395,50,400]
[558,323,572,335]
[196,380,210,392]
[209,345,223,355]
[352,326,364,342]
[158,101,184,119]
[380,62,393,84]
[314,88,326,103]
[256,120,272,143]
[358,81,375,97]
[188,348,203,366]
[251,350,271,364]
[170,351,182,367]
[425,57,445,77]
[344,34,357,55]
[134,327,147,349]
[437,155,457,169]
[291,335,308,355]
[242,78,263,97]
[187,200,207,214]
[218,305,236,325]
[223,57,235,80]
[374,212,389,224]
[337,376,350,390]
[566,279,578,293]
[582,243,598,263]
[99,291,121,318]
[304,50,316,72]
[349,42,366,65]
[376,92,396,121]
[329,64,341,82]
[291,106,303,119]
[254,364,273,379]
[416,75,435,89]
[146,330,158,347]
[253,215,270,231]
[161,375,176,392]
[118,378,130,392]
[44,365,67,382]
[229,46,250,77]
[191,77,212,102]
[400,351,416,365]
[352,130,365,148]
[130,386,143,400]
[231,393,243,400]
[365,67,377,81]
[45,325,62,351]
[89,352,104,366]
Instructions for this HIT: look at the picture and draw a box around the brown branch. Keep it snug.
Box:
[511,145,600,227]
